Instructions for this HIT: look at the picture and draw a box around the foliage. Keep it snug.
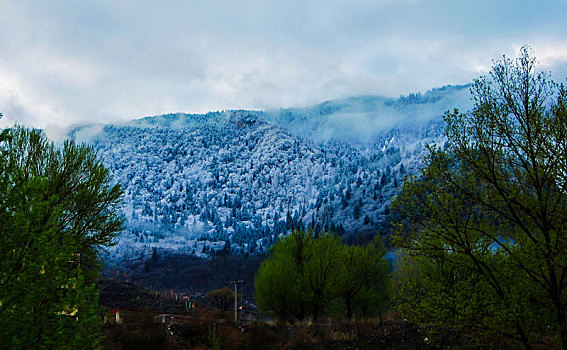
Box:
[0,126,123,349]
[336,243,389,319]
[391,46,567,348]
[253,250,302,322]
[254,229,389,322]
[206,287,236,312]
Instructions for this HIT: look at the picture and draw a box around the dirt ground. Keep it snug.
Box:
[102,317,432,350]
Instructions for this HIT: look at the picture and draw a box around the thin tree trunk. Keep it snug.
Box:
[560,322,567,350]
[346,296,353,319]
[516,321,532,350]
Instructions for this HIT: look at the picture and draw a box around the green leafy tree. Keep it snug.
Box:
[255,229,312,322]
[253,251,303,322]
[255,229,390,322]
[0,126,123,349]
[392,47,567,348]
[336,242,389,319]
[302,232,342,320]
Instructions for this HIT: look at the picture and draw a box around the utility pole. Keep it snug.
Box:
[229,280,243,323]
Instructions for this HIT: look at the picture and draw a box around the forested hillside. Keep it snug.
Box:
[72,85,472,261]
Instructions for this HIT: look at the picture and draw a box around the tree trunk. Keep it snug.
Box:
[313,305,319,321]
[560,321,567,350]
[516,321,532,350]
[345,296,353,319]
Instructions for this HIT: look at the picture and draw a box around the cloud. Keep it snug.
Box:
[0,0,566,131]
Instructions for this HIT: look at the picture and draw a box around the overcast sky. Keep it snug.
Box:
[1,0,566,134]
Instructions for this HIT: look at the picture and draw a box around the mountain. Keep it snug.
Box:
[71,85,473,262]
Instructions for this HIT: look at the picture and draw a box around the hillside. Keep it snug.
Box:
[71,85,472,262]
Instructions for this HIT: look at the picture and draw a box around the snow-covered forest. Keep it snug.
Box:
[72,85,472,260]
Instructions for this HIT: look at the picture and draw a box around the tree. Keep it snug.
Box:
[392,47,567,348]
[255,229,312,322]
[206,287,236,312]
[302,231,342,320]
[336,242,389,319]
[253,251,303,322]
[353,201,361,220]
[0,126,123,349]
[255,229,390,322]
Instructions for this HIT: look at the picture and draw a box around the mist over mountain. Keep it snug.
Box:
[72,85,473,261]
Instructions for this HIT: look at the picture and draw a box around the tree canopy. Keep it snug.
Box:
[254,229,389,322]
[206,287,236,312]
[392,47,567,349]
[0,126,123,349]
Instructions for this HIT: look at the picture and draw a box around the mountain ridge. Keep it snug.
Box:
[74,84,473,262]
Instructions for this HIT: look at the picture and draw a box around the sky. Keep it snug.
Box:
[1,0,566,136]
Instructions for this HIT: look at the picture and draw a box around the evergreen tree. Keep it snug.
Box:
[152,247,158,261]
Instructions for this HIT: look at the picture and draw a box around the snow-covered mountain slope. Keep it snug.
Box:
[72,85,473,260]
